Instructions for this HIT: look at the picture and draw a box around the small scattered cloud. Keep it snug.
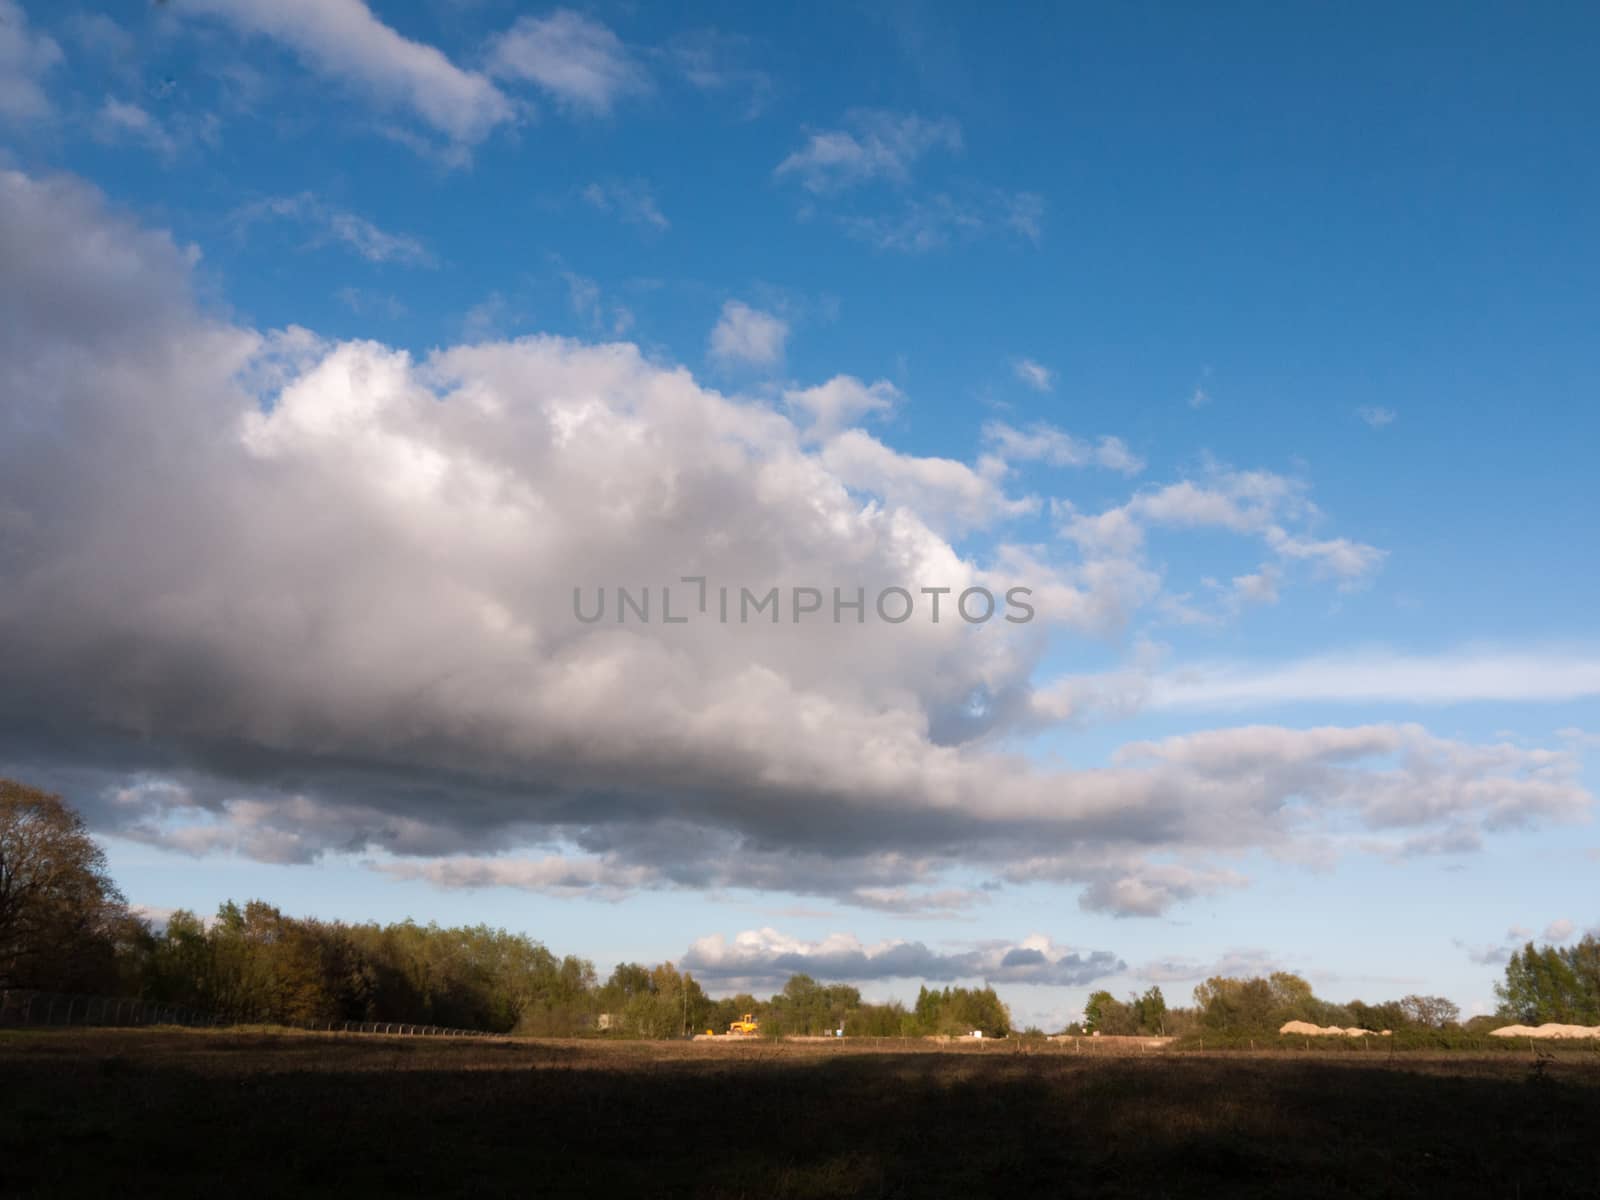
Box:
[1137,949,1282,984]
[1189,387,1211,409]
[776,109,961,193]
[93,97,220,161]
[334,286,406,320]
[563,271,633,336]
[1458,927,1534,966]
[1013,358,1053,393]
[1357,405,1397,428]
[709,299,788,368]
[487,9,648,117]
[0,0,61,124]
[841,188,1043,254]
[984,421,1144,475]
[67,12,137,77]
[1230,564,1281,608]
[1146,646,1600,710]
[784,376,898,441]
[661,29,772,118]
[234,193,434,266]
[581,180,668,232]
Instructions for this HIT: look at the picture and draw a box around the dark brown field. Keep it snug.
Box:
[3,1029,1598,1198]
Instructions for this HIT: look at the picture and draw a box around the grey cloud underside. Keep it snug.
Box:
[0,169,1591,918]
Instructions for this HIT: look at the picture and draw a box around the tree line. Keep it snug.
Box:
[1,779,1009,1035]
[3,778,1593,1036]
[1073,974,1473,1037]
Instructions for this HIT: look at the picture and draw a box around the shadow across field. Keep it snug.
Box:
[2,1031,1597,1197]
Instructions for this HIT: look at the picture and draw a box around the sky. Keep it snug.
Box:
[1,0,1597,1029]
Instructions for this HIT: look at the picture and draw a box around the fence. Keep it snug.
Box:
[0,990,491,1038]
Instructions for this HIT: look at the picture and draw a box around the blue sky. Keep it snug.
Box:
[1,0,1597,1027]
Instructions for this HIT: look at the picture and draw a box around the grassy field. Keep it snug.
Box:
[3,1029,1598,1198]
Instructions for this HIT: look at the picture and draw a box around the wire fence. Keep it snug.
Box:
[0,990,491,1037]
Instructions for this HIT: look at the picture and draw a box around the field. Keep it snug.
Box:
[3,1030,1598,1198]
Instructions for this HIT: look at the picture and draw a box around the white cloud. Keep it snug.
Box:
[840,189,1043,254]
[984,422,1144,475]
[1006,192,1046,243]
[662,29,772,117]
[709,300,788,368]
[95,98,180,159]
[380,854,657,900]
[1357,405,1397,428]
[1012,358,1053,392]
[487,10,647,116]
[0,167,1587,921]
[581,181,668,231]
[93,96,223,161]
[234,193,434,266]
[1264,527,1386,583]
[819,430,1038,533]
[336,287,407,320]
[681,929,1123,992]
[784,376,898,442]
[1061,467,1387,593]
[184,0,513,145]
[68,13,136,67]
[1136,949,1282,984]
[1148,647,1600,710]
[776,110,961,193]
[1230,565,1281,608]
[1459,926,1540,966]
[0,0,61,123]
[560,271,633,336]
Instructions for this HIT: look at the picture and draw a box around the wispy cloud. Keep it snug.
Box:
[1357,405,1397,428]
[581,181,668,232]
[985,421,1144,475]
[563,270,634,336]
[93,97,219,161]
[1013,358,1053,392]
[0,0,62,124]
[661,29,772,118]
[776,110,962,193]
[841,189,1044,254]
[487,9,648,117]
[235,193,434,266]
[1147,646,1600,710]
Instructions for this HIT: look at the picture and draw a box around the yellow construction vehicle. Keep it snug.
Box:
[726,1012,760,1036]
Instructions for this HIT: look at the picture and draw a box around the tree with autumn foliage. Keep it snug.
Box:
[0,779,135,991]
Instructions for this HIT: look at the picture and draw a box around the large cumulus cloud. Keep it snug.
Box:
[0,168,1590,917]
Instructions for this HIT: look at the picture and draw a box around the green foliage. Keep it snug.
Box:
[1398,994,1461,1029]
[1495,937,1600,1024]
[1187,971,1464,1036]
[128,900,597,1032]
[599,961,710,1038]
[1084,986,1170,1035]
[911,984,1010,1037]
